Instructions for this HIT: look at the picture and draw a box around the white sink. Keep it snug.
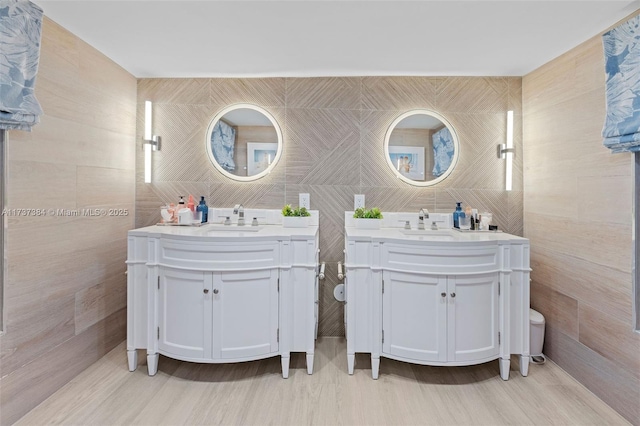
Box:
[399,229,456,240]
[206,225,264,232]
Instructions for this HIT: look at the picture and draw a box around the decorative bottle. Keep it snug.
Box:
[197,196,208,223]
[453,202,463,228]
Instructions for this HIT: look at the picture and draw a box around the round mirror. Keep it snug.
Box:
[384,109,459,186]
[205,104,283,181]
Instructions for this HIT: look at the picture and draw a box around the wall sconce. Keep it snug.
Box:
[498,110,514,191]
[143,100,161,183]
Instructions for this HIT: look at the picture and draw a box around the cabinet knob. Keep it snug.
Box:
[203,289,209,294]
[450,292,456,298]
[213,289,219,294]
[441,292,446,297]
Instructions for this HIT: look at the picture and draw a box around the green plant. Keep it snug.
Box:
[353,207,383,219]
[282,204,311,217]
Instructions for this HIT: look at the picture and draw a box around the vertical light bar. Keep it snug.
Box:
[144,101,152,183]
[505,110,514,191]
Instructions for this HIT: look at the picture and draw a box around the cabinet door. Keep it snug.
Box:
[448,273,499,362]
[382,271,447,362]
[212,269,279,359]
[158,268,212,360]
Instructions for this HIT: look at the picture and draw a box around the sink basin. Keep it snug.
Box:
[399,229,455,240]
[206,225,264,232]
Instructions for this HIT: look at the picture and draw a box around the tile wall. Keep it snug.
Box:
[136,76,523,336]
[522,10,640,422]
[0,18,137,424]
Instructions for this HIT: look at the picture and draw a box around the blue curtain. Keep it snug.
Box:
[211,120,236,171]
[602,15,640,153]
[432,127,454,177]
[0,0,44,131]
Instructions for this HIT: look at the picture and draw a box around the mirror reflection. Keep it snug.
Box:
[384,110,459,186]
[205,104,282,181]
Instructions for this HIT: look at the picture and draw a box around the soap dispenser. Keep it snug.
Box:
[453,202,463,228]
[197,196,208,223]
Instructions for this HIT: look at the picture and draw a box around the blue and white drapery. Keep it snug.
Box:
[0,0,44,131]
[432,127,454,176]
[602,14,640,153]
[211,119,236,171]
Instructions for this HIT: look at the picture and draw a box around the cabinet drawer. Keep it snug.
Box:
[159,238,279,270]
[382,243,498,274]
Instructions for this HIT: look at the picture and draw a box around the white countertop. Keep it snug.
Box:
[345,226,528,245]
[129,223,318,242]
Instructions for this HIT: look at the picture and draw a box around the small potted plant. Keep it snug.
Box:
[282,204,311,227]
[353,207,383,229]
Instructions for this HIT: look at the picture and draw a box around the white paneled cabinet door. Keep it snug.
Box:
[213,269,279,359]
[382,271,447,362]
[448,273,499,362]
[158,268,212,360]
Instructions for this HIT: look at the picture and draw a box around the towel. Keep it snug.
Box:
[0,0,43,131]
[602,15,640,153]
[432,126,454,176]
[211,119,236,171]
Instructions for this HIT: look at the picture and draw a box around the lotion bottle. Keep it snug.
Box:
[187,194,195,212]
[453,202,463,228]
[197,196,208,223]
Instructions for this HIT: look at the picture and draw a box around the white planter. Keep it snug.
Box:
[282,216,309,228]
[354,218,382,229]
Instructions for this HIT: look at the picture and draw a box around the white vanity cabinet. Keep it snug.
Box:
[157,267,279,362]
[127,209,319,379]
[382,271,499,364]
[344,212,530,380]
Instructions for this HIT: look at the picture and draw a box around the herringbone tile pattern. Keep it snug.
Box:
[136,76,523,336]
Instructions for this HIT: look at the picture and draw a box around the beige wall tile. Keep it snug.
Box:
[530,281,579,340]
[0,295,75,377]
[210,78,286,107]
[530,247,632,323]
[542,325,640,423]
[7,160,77,209]
[287,77,361,110]
[1,18,137,422]
[578,303,640,377]
[75,274,127,334]
[0,309,126,425]
[437,77,508,113]
[138,78,211,105]
[523,10,639,422]
[362,77,437,111]
[285,108,360,185]
[77,166,135,209]
[526,212,631,273]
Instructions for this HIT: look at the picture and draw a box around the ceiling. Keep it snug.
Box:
[33,0,640,78]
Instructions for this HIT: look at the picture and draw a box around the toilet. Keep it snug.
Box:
[529,308,546,364]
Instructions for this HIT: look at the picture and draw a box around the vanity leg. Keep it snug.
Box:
[281,355,290,379]
[499,357,510,381]
[127,349,138,372]
[306,352,314,375]
[371,355,380,380]
[520,355,530,377]
[147,353,159,376]
[347,352,355,375]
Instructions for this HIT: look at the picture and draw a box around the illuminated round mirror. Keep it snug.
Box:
[205,104,283,181]
[384,109,459,186]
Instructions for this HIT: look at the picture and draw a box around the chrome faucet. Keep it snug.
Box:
[233,204,245,226]
[418,208,429,230]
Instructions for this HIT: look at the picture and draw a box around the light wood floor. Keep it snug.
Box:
[17,337,628,425]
